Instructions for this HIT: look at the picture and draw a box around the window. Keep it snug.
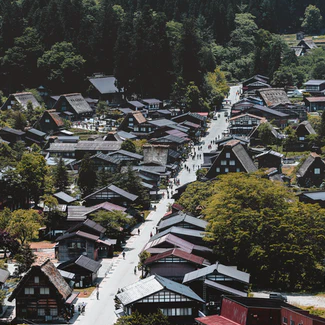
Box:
[134,127,139,131]
[45,119,50,123]
[314,168,321,174]
[283,317,288,324]
[38,308,45,316]
[128,118,133,121]
[229,160,235,166]
[34,276,39,284]
[299,136,305,141]
[50,309,58,316]
[221,160,227,165]
[236,168,241,172]
[226,153,230,158]
[141,127,146,132]
[40,287,50,294]
[24,288,34,295]
[225,168,229,173]
[290,320,295,325]
[160,308,192,316]
[216,167,220,172]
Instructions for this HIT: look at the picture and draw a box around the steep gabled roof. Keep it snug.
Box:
[144,248,208,266]
[231,142,257,173]
[56,230,99,242]
[6,92,41,110]
[58,93,93,114]
[9,259,72,302]
[89,75,121,94]
[132,111,146,124]
[142,234,195,254]
[297,152,324,177]
[83,184,138,201]
[183,262,250,284]
[157,213,207,231]
[58,255,101,273]
[66,218,106,234]
[297,120,316,135]
[117,274,204,306]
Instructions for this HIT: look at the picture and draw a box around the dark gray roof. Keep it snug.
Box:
[157,213,208,231]
[151,134,188,144]
[169,149,181,159]
[89,76,121,94]
[83,184,138,201]
[91,153,120,165]
[255,150,283,159]
[168,124,190,133]
[1,126,25,136]
[118,108,134,115]
[149,226,205,242]
[76,141,122,151]
[53,191,77,204]
[67,219,106,234]
[74,255,101,272]
[204,280,247,297]
[56,230,99,242]
[148,119,176,127]
[0,268,10,283]
[26,128,46,137]
[183,262,250,284]
[117,275,204,306]
[62,93,93,114]
[231,142,258,173]
[251,104,289,117]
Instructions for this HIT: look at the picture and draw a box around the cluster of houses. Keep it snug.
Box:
[198,74,325,190]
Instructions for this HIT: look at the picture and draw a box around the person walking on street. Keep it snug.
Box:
[96,290,99,300]
[122,251,125,259]
[138,228,140,235]
[134,266,137,275]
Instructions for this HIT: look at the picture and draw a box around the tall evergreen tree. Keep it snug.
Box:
[53,157,70,192]
[77,153,97,196]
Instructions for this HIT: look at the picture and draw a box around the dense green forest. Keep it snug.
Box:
[0,0,325,99]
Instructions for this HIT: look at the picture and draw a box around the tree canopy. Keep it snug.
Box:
[200,173,325,290]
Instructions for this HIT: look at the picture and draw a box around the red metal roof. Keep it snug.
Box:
[144,248,205,265]
[172,203,184,211]
[194,112,209,117]
[195,315,240,325]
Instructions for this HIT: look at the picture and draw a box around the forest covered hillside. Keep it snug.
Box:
[0,0,324,101]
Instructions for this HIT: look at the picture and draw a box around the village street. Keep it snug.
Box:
[68,85,242,325]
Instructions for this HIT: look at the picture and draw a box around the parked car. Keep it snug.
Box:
[213,115,218,120]
[269,292,287,302]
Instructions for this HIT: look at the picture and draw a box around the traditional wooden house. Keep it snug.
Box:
[73,141,122,160]
[149,135,189,151]
[0,126,25,145]
[295,120,317,150]
[271,103,307,120]
[205,140,257,179]
[141,233,213,259]
[118,111,153,138]
[254,150,283,170]
[116,275,204,324]
[54,93,93,120]
[172,112,207,131]
[257,88,291,107]
[229,113,266,136]
[183,263,250,313]
[35,110,65,135]
[58,255,101,288]
[66,202,127,224]
[24,128,47,147]
[242,104,289,128]
[127,100,145,111]
[297,39,318,52]
[141,98,162,111]
[144,248,210,281]
[8,259,77,323]
[304,79,325,95]
[83,184,138,207]
[107,150,143,164]
[65,219,106,237]
[242,75,269,92]
[1,92,41,111]
[296,152,325,187]
[248,122,283,147]
[56,230,115,261]
[88,74,124,103]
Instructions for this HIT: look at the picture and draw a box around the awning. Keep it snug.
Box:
[65,292,79,304]
[63,111,74,116]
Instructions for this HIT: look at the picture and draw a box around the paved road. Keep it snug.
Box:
[69,85,242,325]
